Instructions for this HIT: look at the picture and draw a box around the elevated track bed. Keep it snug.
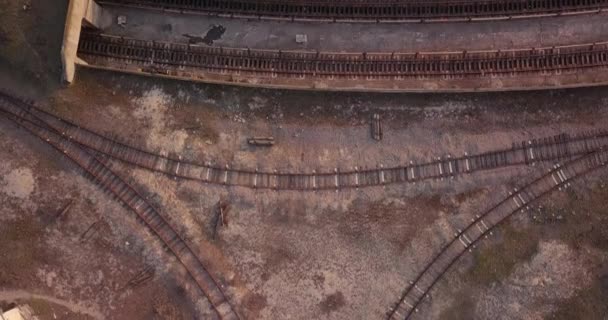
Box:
[76,33,608,92]
[99,0,608,22]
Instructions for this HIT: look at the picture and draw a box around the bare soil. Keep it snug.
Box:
[1,1,607,319]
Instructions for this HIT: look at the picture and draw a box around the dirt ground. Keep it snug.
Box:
[1,1,608,319]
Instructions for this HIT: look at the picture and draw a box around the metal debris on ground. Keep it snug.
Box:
[371,113,383,141]
[55,200,73,221]
[124,266,155,290]
[80,220,103,243]
[117,15,127,27]
[212,201,230,239]
[248,137,275,146]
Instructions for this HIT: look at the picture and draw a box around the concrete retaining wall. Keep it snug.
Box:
[61,0,108,84]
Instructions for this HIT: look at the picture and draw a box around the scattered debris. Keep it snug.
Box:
[248,137,275,146]
[80,220,104,243]
[212,201,230,239]
[529,205,566,224]
[22,2,31,11]
[117,15,127,28]
[141,65,169,75]
[232,114,246,123]
[182,125,201,132]
[371,113,383,141]
[296,34,308,44]
[54,200,73,221]
[124,266,155,290]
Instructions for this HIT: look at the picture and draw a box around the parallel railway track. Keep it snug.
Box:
[0,98,241,320]
[99,0,608,22]
[1,92,608,191]
[77,33,608,82]
[387,148,608,319]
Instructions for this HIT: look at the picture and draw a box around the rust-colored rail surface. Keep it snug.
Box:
[76,33,608,91]
[2,91,608,191]
[387,149,608,319]
[2,93,608,320]
[100,0,608,22]
[0,97,241,320]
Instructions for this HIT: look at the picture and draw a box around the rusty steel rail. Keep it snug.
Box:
[99,0,608,22]
[387,148,608,319]
[77,33,608,81]
[0,99,241,320]
[1,91,608,191]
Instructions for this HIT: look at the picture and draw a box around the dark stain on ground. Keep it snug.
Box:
[601,273,608,293]
[182,24,226,45]
[0,30,8,43]
[438,289,476,320]
[160,23,172,33]
[319,292,345,314]
[243,293,268,319]
[312,273,325,289]
[260,245,296,282]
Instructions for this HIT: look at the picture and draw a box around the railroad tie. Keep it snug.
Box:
[528,140,535,163]
[457,230,471,248]
[517,192,527,206]
[402,298,415,310]
[551,169,561,186]
[511,191,522,208]
[461,233,473,245]
[253,169,258,188]
[175,158,181,176]
[476,219,488,234]
[458,235,469,248]
[557,167,568,183]
[334,168,339,190]
[223,164,229,184]
[409,161,416,181]
[447,155,454,177]
[437,157,443,177]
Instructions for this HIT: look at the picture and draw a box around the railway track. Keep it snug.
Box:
[99,0,608,22]
[77,33,608,82]
[0,100,241,320]
[1,92,608,191]
[387,148,608,320]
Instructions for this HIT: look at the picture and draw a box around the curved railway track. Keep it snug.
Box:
[78,33,608,81]
[99,0,608,22]
[1,92,607,191]
[2,93,608,319]
[0,99,241,320]
[387,148,608,319]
